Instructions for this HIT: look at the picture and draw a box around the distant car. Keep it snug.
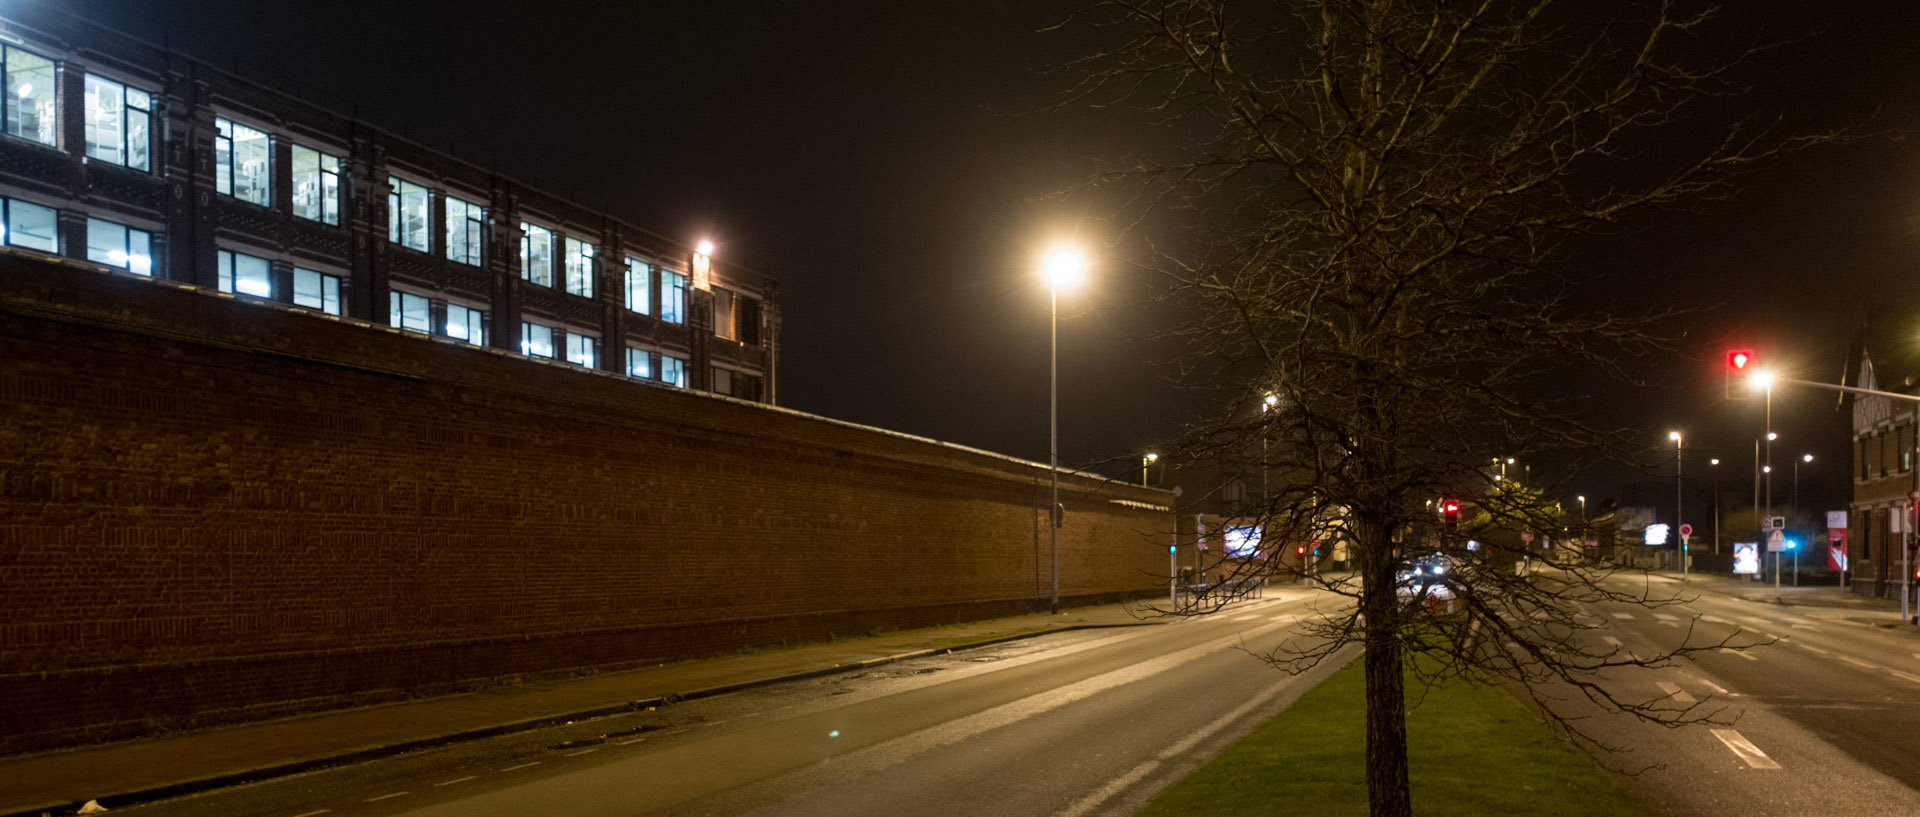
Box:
[1395,553,1456,601]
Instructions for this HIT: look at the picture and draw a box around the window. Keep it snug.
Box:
[564,236,595,297]
[1,197,57,252]
[1903,426,1914,472]
[565,333,598,368]
[445,194,485,266]
[660,354,687,388]
[623,257,651,314]
[446,303,486,345]
[387,177,431,252]
[290,145,340,225]
[3,45,56,146]
[215,118,271,206]
[293,268,342,315]
[521,321,555,358]
[713,289,736,340]
[86,218,153,275]
[626,346,652,379]
[84,75,151,170]
[661,269,687,324]
[712,368,734,396]
[217,249,273,298]
[519,223,552,286]
[714,370,761,401]
[735,296,762,345]
[389,290,432,333]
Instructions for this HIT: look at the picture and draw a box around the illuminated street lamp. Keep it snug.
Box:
[1141,452,1159,487]
[1710,458,1721,554]
[1044,245,1085,614]
[1793,453,1813,527]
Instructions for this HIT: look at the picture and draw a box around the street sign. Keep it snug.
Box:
[1767,529,1786,552]
[1679,523,1693,537]
[1760,517,1773,532]
[1771,516,1786,531]
[1521,531,1535,543]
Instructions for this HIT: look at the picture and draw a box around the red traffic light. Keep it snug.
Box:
[1442,500,1461,529]
[1727,349,1752,370]
[1296,545,1307,556]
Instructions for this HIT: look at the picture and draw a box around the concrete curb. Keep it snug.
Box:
[3,622,1156,817]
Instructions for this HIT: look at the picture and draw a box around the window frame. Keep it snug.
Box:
[387,176,432,252]
[445,193,486,266]
[1,196,58,253]
[661,269,687,324]
[389,289,433,334]
[625,345,653,380]
[214,117,273,206]
[519,222,554,286]
[564,332,599,369]
[563,235,596,298]
[83,73,151,171]
[445,301,487,345]
[660,353,688,388]
[292,266,343,315]
[289,144,342,225]
[623,257,652,315]
[85,217,154,275]
[521,320,557,358]
[2,44,57,147]
[216,248,274,298]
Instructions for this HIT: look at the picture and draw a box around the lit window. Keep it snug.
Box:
[3,45,56,147]
[387,177,430,252]
[290,145,340,225]
[1224,525,1261,557]
[713,289,735,340]
[661,269,687,324]
[624,257,651,314]
[216,249,273,298]
[85,218,153,275]
[445,194,485,266]
[626,346,652,379]
[84,75,150,170]
[564,236,595,297]
[521,321,555,358]
[293,268,342,315]
[519,223,553,286]
[215,118,271,206]
[1,197,57,252]
[446,303,486,345]
[660,354,687,388]
[565,333,597,368]
[389,290,431,333]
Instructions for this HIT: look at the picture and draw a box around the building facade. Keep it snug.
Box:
[1845,341,1918,600]
[0,8,775,401]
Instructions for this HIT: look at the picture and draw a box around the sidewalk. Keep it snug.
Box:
[0,602,1166,817]
[1642,569,1916,627]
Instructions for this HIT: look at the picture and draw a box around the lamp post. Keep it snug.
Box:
[1044,245,1085,615]
[1710,458,1721,554]
[1670,431,1684,580]
[1141,452,1159,487]
[1792,453,1812,526]
[1577,495,1587,546]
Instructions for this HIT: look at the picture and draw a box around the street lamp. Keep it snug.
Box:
[1044,245,1085,614]
[1710,458,1722,554]
[1142,452,1159,487]
[1792,453,1812,528]
[1577,495,1587,544]
[1670,431,1685,580]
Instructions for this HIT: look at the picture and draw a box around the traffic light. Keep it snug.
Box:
[1726,348,1754,399]
[1296,545,1307,556]
[1442,500,1461,530]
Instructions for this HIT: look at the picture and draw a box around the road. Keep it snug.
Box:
[117,588,1346,817]
[1520,571,1920,817]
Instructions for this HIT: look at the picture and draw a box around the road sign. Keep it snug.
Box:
[1679,523,1693,537]
[1767,529,1786,552]
[1521,531,1535,543]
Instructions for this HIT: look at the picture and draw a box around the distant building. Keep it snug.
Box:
[1842,311,1920,600]
[0,7,775,401]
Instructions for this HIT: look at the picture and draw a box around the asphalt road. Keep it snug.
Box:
[1517,571,1920,817]
[116,588,1347,817]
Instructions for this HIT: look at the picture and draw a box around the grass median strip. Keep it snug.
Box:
[1136,657,1659,817]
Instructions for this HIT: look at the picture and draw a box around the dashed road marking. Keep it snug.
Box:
[1655,681,1698,705]
[1891,670,1920,685]
[1231,614,1260,622]
[1611,612,1637,620]
[1911,652,1920,662]
[434,776,478,787]
[564,748,598,757]
[500,762,541,772]
[1702,615,1733,625]
[290,811,330,817]
[1739,617,1778,630]
[615,736,649,746]
[365,792,409,802]
[1719,648,1759,662]
[1802,645,1829,655]
[1661,621,1681,629]
[1791,623,1822,632]
[1653,613,1680,622]
[1711,728,1781,769]
[1839,655,1877,670]
[1602,636,1623,647]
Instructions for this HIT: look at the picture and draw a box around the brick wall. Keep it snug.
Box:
[0,253,1173,753]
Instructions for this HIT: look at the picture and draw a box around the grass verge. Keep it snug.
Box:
[1135,656,1661,817]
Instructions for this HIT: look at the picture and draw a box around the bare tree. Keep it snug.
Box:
[1067,2,1828,815]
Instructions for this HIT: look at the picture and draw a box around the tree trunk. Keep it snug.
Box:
[1362,530,1411,817]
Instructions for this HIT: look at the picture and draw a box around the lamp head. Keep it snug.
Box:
[1043,246,1086,290]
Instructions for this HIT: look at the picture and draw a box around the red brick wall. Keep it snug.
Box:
[0,254,1173,752]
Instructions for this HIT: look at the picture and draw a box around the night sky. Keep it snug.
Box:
[44,0,1920,511]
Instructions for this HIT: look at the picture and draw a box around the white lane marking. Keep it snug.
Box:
[1661,621,1681,629]
[1602,636,1623,647]
[1791,623,1822,632]
[1891,670,1920,685]
[1802,645,1830,655]
[500,761,541,772]
[1839,655,1877,670]
[1912,652,1920,662]
[1231,614,1260,622]
[1655,681,1697,705]
[1686,673,1731,696]
[614,736,649,746]
[1739,617,1778,630]
[564,748,598,757]
[1702,615,1733,625]
[1653,613,1680,622]
[290,811,331,817]
[1719,648,1759,662]
[1712,728,1782,769]
[434,776,478,787]
[366,792,409,802]
[1056,646,1340,817]
[1611,612,1637,620]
